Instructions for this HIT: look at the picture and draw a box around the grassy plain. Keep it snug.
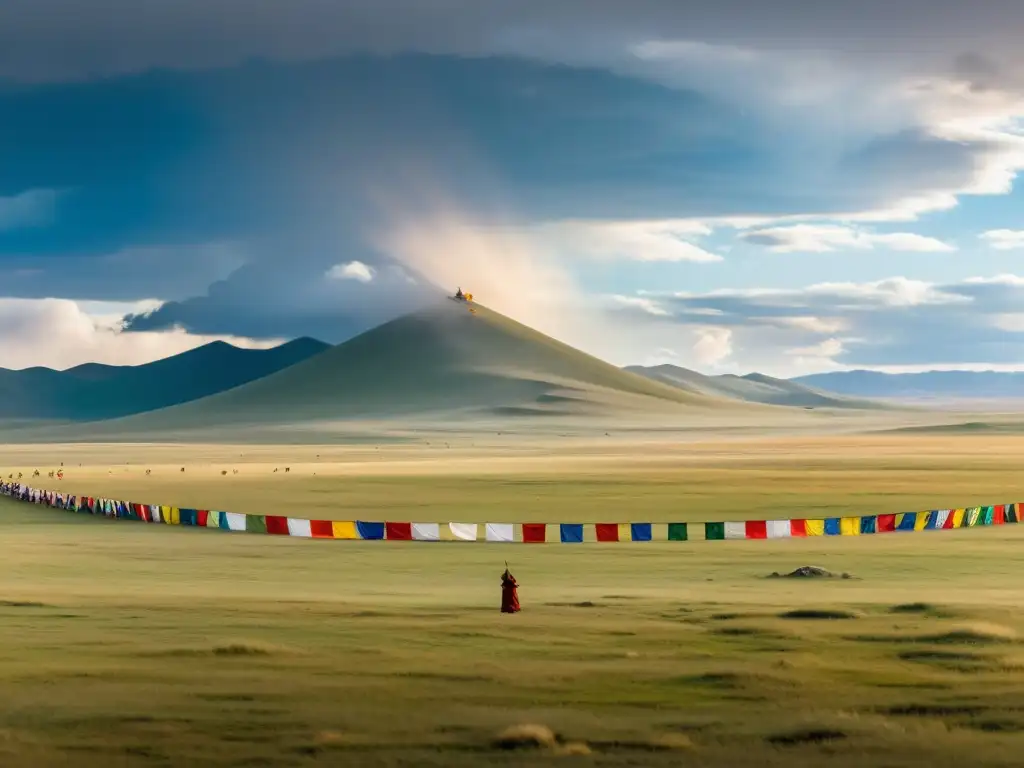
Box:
[2,434,1024,766]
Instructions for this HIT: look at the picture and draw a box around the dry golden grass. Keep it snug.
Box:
[1,432,1023,766]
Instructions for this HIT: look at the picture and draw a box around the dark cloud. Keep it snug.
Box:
[121,238,436,341]
[0,1,1021,83]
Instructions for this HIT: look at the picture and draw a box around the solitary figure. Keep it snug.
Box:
[500,567,520,614]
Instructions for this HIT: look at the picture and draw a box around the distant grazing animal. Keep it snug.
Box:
[145,469,151,476]
[221,470,227,476]
[33,470,40,477]
[284,467,290,473]
[180,467,185,473]
[232,469,238,475]
[273,468,278,473]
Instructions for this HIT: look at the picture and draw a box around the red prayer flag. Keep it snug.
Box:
[265,515,289,535]
[877,514,896,533]
[789,519,807,537]
[386,522,413,540]
[595,523,619,542]
[522,523,546,543]
[994,505,1005,525]
[197,509,209,527]
[745,520,767,539]
[942,512,956,529]
[310,520,334,538]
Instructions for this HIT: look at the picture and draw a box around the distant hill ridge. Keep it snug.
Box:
[0,337,330,421]
[790,370,1024,400]
[625,363,885,409]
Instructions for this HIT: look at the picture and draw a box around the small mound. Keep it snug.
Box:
[0,600,48,608]
[211,641,295,657]
[767,729,847,746]
[883,704,987,717]
[493,724,558,750]
[898,650,990,664]
[963,720,1024,733]
[779,609,858,620]
[889,602,940,615]
[552,741,592,756]
[774,566,835,579]
[647,734,694,750]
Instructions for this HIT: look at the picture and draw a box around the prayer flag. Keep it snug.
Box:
[385,522,413,541]
[265,515,289,535]
[485,523,513,542]
[225,512,246,532]
[630,523,652,542]
[725,522,746,540]
[767,520,790,539]
[246,515,267,534]
[596,523,619,542]
[356,521,385,540]
[804,519,825,536]
[332,521,358,539]
[522,523,546,543]
[704,522,725,540]
[448,523,478,541]
[840,517,860,536]
[310,520,335,538]
[412,523,440,541]
[789,519,807,537]
[560,524,584,543]
[860,516,876,534]
[287,518,313,538]
[876,514,896,533]
[745,520,767,539]
[825,518,841,536]
[667,523,688,541]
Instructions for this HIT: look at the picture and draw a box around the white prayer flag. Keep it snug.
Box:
[449,523,478,541]
[412,523,440,541]
[485,523,514,542]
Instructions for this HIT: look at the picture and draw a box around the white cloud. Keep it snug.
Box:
[980,229,1024,250]
[610,295,670,316]
[692,326,732,367]
[0,188,60,231]
[787,337,845,358]
[771,316,846,334]
[740,224,954,253]
[544,219,723,262]
[327,260,375,282]
[0,298,279,370]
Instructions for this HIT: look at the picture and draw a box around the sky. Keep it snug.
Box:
[2,1,1024,376]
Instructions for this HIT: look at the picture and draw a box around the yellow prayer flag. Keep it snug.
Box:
[840,517,860,536]
[804,519,825,536]
[332,521,358,539]
[952,508,965,528]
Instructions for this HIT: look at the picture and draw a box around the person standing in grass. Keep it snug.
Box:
[501,567,520,614]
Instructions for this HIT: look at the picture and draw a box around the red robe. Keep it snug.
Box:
[501,571,520,613]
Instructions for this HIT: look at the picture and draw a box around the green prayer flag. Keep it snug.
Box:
[246,515,267,534]
[704,522,725,540]
[981,506,994,526]
[667,523,688,541]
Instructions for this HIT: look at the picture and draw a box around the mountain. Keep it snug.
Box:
[0,337,330,421]
[626,364,884,409]
[91,300,763,433]
[791,370,1024,401]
